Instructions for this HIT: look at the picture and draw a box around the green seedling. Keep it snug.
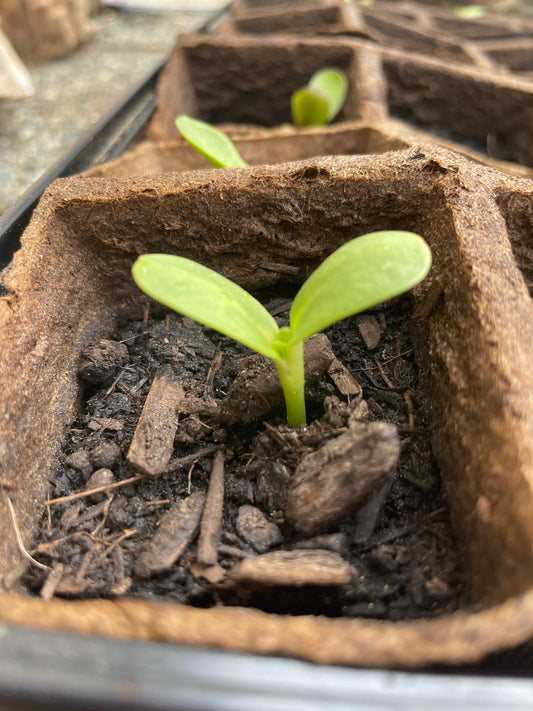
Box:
[132,231,431,428]
[291,68,348,127]
[453,4,486,18]
[176,115,248,169]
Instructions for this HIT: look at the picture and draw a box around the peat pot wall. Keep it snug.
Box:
[88,120,533,180]
[227,0,533,73]
[147,33,533,169]
[2,149,533,668]
[223,0,490,67]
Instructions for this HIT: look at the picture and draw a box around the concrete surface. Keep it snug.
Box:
[0,2,225,213]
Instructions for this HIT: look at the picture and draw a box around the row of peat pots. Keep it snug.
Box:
[1,0,533,675]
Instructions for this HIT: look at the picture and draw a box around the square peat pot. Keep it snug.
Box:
[2,147,533,669]
[222,0,488,67]
[146,33,533,171]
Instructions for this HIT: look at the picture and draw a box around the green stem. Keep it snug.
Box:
[274,339,306,428]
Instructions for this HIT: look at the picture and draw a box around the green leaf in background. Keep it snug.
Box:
[308,68,348,122]
[291,88,329,127]
[291,68,348,127]
[453,5,486,18]
[132,254,279,360]
[175,115,248,169]
[288,231,432,343]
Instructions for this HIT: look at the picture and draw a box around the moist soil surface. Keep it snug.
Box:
[21,289,469,621]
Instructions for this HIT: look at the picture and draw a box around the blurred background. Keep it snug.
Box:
[0,0,226,214]
[0,0,531,215]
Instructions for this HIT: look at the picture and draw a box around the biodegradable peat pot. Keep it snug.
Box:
[230,0,533,44]
[88,119,532,180]
[222,0,489,66]
[3,148,533,668]
[146,33,533,170]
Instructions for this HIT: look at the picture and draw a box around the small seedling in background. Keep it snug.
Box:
[291,68,348,127]
[176,115,248,168]
[453,5,486,18]
[132,231,431,428]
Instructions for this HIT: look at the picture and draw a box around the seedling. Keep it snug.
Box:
[132,231,431,427]
[291,68,348,127]
[176,115,248,169]
[453,5,486,19]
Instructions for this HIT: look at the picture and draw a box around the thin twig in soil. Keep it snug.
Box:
[92,494,113,536]
[269,300,292,316]
[403,391,415,431]
[105,369,126,396]
[45,474,145,507]
[187,461,195,495]
[197,450,225,567]
[45,446,222,507]
[33,530,106,557]
[204,349,222,404]
[0,477,16,491]
[142,302,150,331]
[165,444,221,473]
[374,356,396,389]
[129,376,148,396]
[5,495,51,571]
[218,544,251,559]
[95,529,137,563]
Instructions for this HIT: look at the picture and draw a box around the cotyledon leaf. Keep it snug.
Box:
[291,88,329,127]
[175,115,248,169]
[308,68,348,122]
[132,254,280,360]
[288,231,432,344]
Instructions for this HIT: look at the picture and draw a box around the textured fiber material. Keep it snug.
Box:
[147,32,533,169]
[89,120,533,179]
[226,0,533,72]
[2,148,533,667]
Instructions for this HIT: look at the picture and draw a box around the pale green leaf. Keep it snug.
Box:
[289,231,432,343]
[132,254,280,359]
[291,88,329,127]
[453,5,486,19]
[175,115,248,169]
[308,68,348,122]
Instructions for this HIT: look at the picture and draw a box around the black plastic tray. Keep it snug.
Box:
[2,625,533,711]
[2,6,533,707]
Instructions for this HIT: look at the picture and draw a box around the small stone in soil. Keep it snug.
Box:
[65,450,92,477]
[287,420,400,537]
[85,468,115,502]
[78,339,128,386]
[89,441,121,469]
[135,492,206,578]
[235,505,283,553]
[229,549,355,587]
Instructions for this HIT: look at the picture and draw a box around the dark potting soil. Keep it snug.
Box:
[21,292,469,621]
